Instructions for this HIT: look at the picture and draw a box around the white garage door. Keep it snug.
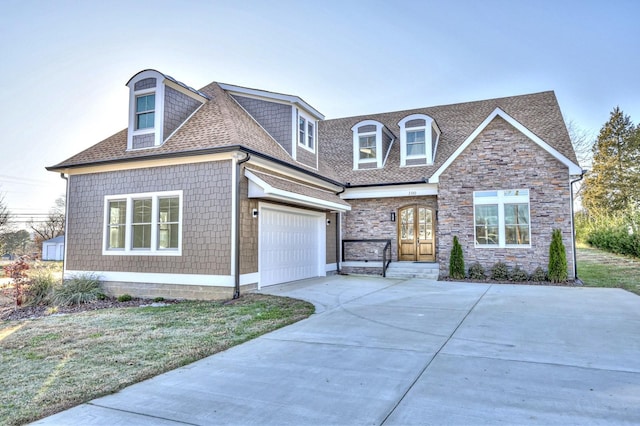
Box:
[259,206,325,287]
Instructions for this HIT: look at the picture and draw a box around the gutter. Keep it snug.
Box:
[334,186,346,273]
[233,152,251,299]
[570,170,586,283]
[46,145,344,189]
[59,173,69,281]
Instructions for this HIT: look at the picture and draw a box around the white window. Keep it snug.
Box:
[351,120,392,169]
[297,111,316,152]
[398,114,440,166]
[473,189,530,248]
[103,191,183,256]
[135,94,155,130]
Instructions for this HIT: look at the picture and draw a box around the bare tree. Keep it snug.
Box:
[0,193,9,231]
[566,119,594,169]
[30,196,65,252]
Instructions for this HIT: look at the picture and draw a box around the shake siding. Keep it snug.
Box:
[231,95,293,154]
[66,161,233,275]
[437,117,574,278]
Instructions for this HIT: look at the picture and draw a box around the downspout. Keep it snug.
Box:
[233,152,251,299]
[570,170,586,284]
[59,173,69,282]
[335,186,346,274]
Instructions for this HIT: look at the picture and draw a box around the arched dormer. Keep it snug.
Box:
[398,114,441,166]
[126,69,208,150]
[351,120,394,170]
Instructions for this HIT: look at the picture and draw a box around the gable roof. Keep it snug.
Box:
[319,91,579,186]
[47,82,342,183]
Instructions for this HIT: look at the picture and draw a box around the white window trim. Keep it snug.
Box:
[352,120,386,170]
[127,70,166,150]
[297,109,316,153]
[103,190,183,256]
[398,114,440,166]
[473,189,531,248]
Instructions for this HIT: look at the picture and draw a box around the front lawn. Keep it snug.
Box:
[577,245,640,296]
[0,294,314,425]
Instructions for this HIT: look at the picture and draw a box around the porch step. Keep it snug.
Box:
[385,262,440,280]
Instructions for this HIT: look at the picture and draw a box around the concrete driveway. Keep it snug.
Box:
[35,276,640,425]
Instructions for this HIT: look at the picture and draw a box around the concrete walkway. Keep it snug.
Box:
[34,276,640,425]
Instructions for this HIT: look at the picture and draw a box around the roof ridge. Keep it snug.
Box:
[322,90,557,122]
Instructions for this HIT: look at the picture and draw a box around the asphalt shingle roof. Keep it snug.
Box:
[318,91,578,186]
[49,80,576,190]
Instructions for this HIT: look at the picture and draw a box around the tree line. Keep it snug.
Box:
[576,107,640,258]
[0,195,65,258]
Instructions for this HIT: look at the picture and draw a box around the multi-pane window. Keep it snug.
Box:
[135,94,155,130]
[307,122,314,150]
[406,129,426,156]
[158,197,180,249]
[474,189,530,247]
[359,135,377,160]
[132,199,152,249]
[298,114,315,151]
[104,191,182,255]
[107,200,127,249]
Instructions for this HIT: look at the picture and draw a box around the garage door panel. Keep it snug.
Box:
[260,207,323,287]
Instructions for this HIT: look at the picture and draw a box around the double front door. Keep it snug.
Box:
[398,205,435,261]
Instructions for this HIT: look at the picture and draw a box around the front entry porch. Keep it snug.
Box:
[384,261,439,280]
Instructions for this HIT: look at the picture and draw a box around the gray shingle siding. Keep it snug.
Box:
[66,161,233,276]
[132,133,155,149]
[134,78,156,91]
[232,95,293,154]
[163,86,202,141]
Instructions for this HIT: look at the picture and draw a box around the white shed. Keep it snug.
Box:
[42,235,64,261]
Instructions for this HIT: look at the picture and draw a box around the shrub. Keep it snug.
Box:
[53,273,103,306]
[449,236,465,279]
[509,265,529,282]
[24,268,58,306]
[548,229,568,283]
[530,267,547,282]
[490,261,509,281]
[3,257,30,306]
[117,294,132,302]
[468,262,486,280]
[153,297,165,302]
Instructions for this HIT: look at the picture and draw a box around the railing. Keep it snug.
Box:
[342,239,392,277]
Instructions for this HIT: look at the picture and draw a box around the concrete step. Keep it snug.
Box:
[385,263,439,280]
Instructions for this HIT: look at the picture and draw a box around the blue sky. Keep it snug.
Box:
[1,0,638,226]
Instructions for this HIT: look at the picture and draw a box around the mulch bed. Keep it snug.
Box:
[442,277,582,286]
[0,297,181,321]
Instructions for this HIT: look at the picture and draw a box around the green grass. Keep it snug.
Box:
[577,245,640,296]
[0,294,314,425]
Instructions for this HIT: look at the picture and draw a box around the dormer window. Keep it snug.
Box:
[126,69,208,151]
[398,114,441,166]
[352,120,394,170]
[135,94,155,130]
[297,110,316,152]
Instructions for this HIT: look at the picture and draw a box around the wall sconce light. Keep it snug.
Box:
[252,208,258,218]
[326,219,331,226]
[390,212,396,222]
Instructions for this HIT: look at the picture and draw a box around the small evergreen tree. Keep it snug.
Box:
[449,236,465,279]
[548,229,568,283]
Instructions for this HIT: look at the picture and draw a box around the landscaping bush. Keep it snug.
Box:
[548,229,568,283]
[509,264,529,282]
[468,262,486,280]
[577,209,640,258]
[24,268,58,306]
[490,261,509,281]
[3,257,30,306]
[449,236,465,279]
[530,267,547,282]
[53,273,103,306]
[117,294,133,302]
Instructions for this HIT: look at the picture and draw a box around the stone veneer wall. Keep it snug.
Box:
[232,95,293,154]
[437,116,575,278]
[66,161,233,276]
[342,195,438,263]
[163,86,202,140]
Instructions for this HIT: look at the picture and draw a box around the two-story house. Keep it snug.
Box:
[47,69,582,299]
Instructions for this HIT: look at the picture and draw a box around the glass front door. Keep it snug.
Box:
[398,205,435,261]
